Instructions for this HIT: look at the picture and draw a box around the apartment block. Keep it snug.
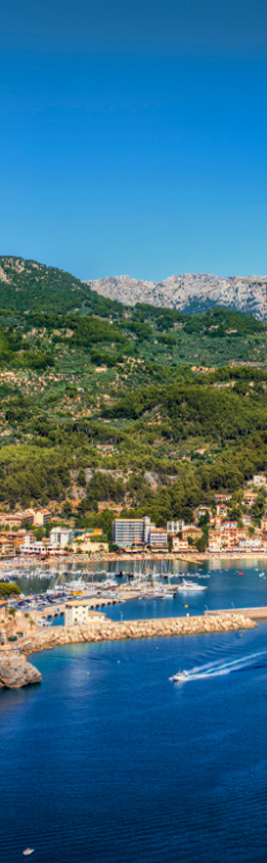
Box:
[113,517,152,547]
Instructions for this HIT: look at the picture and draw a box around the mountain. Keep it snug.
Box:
[88,273,267,320]
[0,255,123,316]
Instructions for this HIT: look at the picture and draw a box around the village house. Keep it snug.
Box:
[251,474,267,488]
[216,504,228,518]
[194,506,212,524]
[243,490,258,507]
[242,515,252,527]
[0,508,51,529]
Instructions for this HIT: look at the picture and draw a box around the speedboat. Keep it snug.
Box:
[177,579,207,592]
[23,850,34,857]
[172,671,190,683]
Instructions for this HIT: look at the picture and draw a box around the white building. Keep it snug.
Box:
[49,527,74,549]
[113,516,152,547]
[167,520,184,535]
[64,602,107,626]
[148,528,168,548]
[172,538,189,552]
[252,475,267,488]
[20,534,59,555]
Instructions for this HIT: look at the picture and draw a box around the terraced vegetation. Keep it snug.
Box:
[0,255,267,531]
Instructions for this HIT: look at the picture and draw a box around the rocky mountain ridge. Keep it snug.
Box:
[88,273,267,320]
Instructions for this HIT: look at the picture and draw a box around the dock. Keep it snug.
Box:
[206,606,267,620]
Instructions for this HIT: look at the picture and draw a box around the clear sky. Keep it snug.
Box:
[1,0,267,280]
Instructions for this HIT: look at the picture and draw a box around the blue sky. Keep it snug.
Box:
[1,0,267,280]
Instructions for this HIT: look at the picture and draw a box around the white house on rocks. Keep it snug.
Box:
[64,601,107,627]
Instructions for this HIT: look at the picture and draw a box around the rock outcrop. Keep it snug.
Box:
[0,651,42,689]
[21,612,255,657]
[88,273,267,320]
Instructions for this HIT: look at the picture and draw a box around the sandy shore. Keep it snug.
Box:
[1,552,267,571]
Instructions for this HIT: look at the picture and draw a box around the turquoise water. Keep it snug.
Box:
[1,562,267,862]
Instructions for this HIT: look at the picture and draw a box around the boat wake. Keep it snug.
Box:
[170,650,267,684]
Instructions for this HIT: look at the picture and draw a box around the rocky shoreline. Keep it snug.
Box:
[20,612,255,658]
[0,613,255,688]
[0,651,42,689]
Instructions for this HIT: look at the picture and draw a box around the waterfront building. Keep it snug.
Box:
[172,537,189,552]
[113,516,152,547]
[49,527,74,549]
[72,538,109,553]
[64,602,106,626]
[148,528,168,549]
[208,535,221,552]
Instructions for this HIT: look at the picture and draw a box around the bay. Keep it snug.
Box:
[1,562,267,863]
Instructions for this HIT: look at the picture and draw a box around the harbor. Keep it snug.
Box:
[19,610,256,657]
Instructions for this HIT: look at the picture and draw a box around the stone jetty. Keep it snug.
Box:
[21,611,255,657]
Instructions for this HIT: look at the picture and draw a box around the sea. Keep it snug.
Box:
[1,560,267,863]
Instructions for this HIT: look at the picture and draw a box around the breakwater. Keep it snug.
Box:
[21,612,255,656]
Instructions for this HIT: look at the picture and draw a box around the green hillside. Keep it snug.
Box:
[0,255,267,527]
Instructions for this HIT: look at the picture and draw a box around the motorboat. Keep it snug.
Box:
[172,671,190,683]
[23,850,34,857]
[177,579,207,592]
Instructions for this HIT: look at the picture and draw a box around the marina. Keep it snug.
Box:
[2,560,267,863]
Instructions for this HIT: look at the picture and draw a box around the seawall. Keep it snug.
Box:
[20,612,255,657]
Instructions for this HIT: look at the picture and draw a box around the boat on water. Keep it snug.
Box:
[172,671,190,683]
[23,849,34,856]
[177,579,207,593]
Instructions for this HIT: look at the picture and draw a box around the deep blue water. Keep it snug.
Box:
[2,563,267,863]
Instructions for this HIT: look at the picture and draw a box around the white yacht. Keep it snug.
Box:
[177,579,207,592]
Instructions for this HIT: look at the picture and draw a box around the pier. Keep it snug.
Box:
[20,611,256,656]
[206,606,267,620]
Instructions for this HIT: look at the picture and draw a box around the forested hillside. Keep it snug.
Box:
[0,256,267,528]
